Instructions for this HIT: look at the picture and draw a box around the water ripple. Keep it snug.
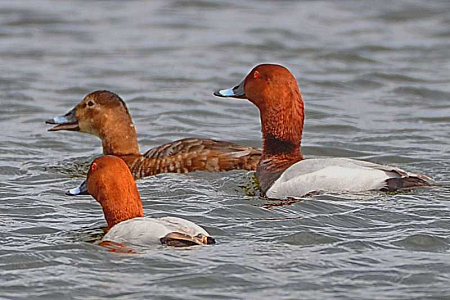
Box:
[1,0,450,299]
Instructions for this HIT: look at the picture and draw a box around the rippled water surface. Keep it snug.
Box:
[1,0,450,299]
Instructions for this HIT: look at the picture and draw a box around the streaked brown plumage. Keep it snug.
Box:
[46,90,261,179]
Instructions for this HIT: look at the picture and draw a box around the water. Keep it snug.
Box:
[1,0,450,299]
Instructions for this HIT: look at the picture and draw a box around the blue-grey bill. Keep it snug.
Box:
[214,88,236,97]
[53,116,71,123]
[66,180,89,196]
[213,79,246,98]
[45,107,80,131]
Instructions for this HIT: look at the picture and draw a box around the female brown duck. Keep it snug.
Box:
[46,90,261,179]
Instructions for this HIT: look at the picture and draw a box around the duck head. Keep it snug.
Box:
[85,155,144,231]
[214,64,304,159]
[46,91,139,155]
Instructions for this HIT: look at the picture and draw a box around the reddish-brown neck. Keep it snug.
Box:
[259,87,304,161]
[99,117,140,156]
[254,79,305,195]
[95,181,144,231]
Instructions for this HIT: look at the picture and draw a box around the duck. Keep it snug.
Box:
[70,155,215,246]
[214,64,431,199]
[46,90,261,179]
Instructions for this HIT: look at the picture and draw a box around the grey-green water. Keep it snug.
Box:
[1,0,450,299]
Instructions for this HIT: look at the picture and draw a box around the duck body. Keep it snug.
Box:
[46,90,261,179]
[126,137,260,179]
[214,64,431,198]
[264,157,430,199]
[104,216,212,246]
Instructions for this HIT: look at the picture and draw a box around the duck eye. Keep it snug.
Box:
[87,100,95,107]
[253,71,260,79]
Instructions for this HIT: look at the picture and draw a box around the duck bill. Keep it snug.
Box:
[66,180,89,196]
[45,107,80,131]
[213,79,246,99]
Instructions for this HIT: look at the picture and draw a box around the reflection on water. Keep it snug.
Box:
[1,0,450,299]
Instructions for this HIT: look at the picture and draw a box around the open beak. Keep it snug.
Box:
[66,179,89,196]
[45,107,80,131]
[213,79,246,99]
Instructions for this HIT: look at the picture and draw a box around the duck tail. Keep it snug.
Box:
[214,147,262,171]
[383,176,432,192]
[160,232,215,247]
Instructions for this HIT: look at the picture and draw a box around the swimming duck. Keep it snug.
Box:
[46,90,261,179]
[71,155,215,246]
[214,64,431,198]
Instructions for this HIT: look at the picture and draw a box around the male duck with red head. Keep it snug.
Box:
[214,64,431,199]
[73,155,215,246]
